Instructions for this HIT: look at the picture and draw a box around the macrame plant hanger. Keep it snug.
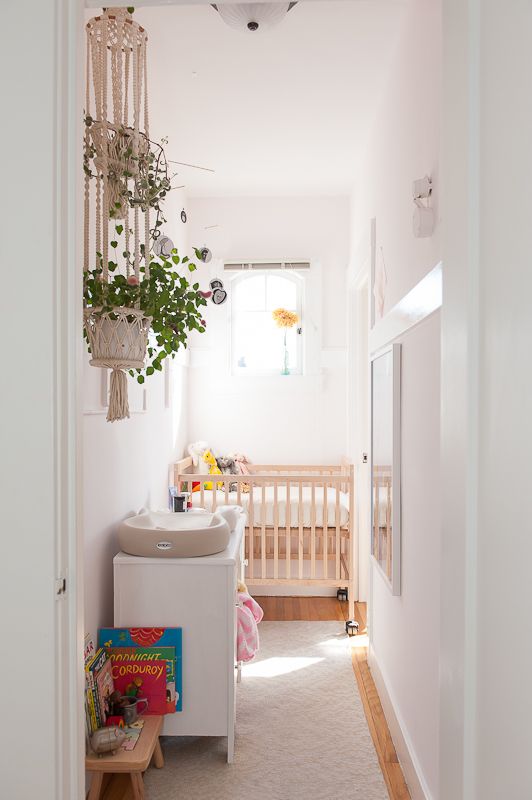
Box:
[84,8,152,422]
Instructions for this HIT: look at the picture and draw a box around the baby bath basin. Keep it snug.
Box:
[118,510,231,558]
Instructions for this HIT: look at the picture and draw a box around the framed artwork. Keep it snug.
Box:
[370,343,401,594]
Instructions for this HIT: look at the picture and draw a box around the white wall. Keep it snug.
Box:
[441,2,532,798]
[350,1,442,797]
[83,188,191,640]
[186,196,349,464]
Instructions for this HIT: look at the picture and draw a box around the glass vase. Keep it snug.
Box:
[281,330,290,375]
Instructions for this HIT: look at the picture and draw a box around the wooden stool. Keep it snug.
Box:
[86,716,164,800]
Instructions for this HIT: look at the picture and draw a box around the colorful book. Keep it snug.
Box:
[111,658,167,715]
[95,657,115,726]
[105,646,176,713]
[85,647,108,727]
[99,628,183,712]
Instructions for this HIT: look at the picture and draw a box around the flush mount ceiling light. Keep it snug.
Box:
[212,3,298,33]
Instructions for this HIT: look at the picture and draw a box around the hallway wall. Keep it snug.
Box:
[350,1,442,798]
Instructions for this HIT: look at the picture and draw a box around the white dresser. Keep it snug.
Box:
[113,514,245,762]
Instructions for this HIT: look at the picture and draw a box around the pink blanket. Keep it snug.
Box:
[237,592,264,662]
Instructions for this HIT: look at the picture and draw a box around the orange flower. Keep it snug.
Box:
[272,308,299,328]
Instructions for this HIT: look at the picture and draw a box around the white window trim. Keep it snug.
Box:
[229,269,305,377]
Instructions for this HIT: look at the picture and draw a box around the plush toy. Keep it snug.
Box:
[188,441,209,469]
[217,455,238,491]
[202,448,223,491]
[229,452,252,493]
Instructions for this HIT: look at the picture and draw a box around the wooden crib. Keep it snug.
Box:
[173,459,357,619]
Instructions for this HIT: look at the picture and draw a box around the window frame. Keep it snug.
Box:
[229,269,304,377]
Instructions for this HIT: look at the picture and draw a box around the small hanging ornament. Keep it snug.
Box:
[209,278,227,305]
[181,208,187,223]
[153,235,174,257]
[199,246,212,264]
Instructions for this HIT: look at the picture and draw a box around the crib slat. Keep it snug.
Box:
[286,480,291,580]
[248,485,254,580]
[225,478,229,505]
[311,483,316,578]
[323,483,328,579]
[273,482,279,579]
[298,481,304,580]
[237,480,242,507]
[200,481,205,510]
[335,484,341,581]
[261,484,266,579]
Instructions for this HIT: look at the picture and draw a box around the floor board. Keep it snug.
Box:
[102,596,409,800]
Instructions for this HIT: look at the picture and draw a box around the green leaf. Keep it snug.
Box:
[115,224,124,235]
[137,375,145,384]
[110,240,118,249]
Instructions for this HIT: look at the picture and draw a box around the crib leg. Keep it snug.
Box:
[348,595,355,622]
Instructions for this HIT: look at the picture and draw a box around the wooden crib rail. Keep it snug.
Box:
[172,461,356,618]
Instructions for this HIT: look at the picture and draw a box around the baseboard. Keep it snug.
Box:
[368,645,433,800]
[247,585,337,598]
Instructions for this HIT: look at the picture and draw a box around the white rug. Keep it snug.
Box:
[144,622,388,800]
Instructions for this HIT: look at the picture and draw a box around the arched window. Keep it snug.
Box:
[231,271,303,374]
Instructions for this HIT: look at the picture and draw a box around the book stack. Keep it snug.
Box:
[84,635,115,735]
[98,627,183,715]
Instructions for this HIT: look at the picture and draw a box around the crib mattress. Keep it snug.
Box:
[190,485,350,528]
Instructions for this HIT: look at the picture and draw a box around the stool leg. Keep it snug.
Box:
[87,772,104,800]
[152,738,164,769]
[130,771,145,800]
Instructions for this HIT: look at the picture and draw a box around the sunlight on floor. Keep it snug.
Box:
[242,656,324,678]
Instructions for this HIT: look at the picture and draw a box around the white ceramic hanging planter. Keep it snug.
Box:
[84,307,152,422]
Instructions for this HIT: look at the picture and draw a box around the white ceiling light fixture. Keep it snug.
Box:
[212,3,298,33]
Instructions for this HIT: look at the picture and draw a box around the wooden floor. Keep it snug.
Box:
[100,597,409,800]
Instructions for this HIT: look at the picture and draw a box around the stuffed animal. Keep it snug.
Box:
[188,441,209,470]
[202,449,223,491]
[217,455,238,491]
[229,452,252,493]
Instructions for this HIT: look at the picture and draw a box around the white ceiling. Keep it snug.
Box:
[130,1,407,196]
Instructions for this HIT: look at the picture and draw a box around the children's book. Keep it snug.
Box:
[111,658,167,715]
[99,628,183,712]
[105,646,176,713]
[85,647,108,728]
[95,657,115,725]
[121,720,145,752]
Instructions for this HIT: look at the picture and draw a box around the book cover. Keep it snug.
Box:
[111,658,167,715]
[95,657,115,725]
[85,647,107,727]
[106,646,176,713]
[99,628,183,712]
[121,720,145,752]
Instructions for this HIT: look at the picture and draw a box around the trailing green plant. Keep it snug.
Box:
[84,245,208,383]
[83,115,173,234]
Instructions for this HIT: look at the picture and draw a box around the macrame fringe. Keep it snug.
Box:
[107,369,130,422]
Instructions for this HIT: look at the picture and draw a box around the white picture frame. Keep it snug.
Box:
[370,342,401,595]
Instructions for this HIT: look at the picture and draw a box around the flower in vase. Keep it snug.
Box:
[272,308,299,328]
[127,275,139,286]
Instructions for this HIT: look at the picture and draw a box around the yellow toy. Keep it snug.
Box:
[202,449,223,491]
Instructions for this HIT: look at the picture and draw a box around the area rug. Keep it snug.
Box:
[144,621,388,800]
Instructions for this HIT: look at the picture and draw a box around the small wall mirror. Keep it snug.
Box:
[370,343,401,594]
